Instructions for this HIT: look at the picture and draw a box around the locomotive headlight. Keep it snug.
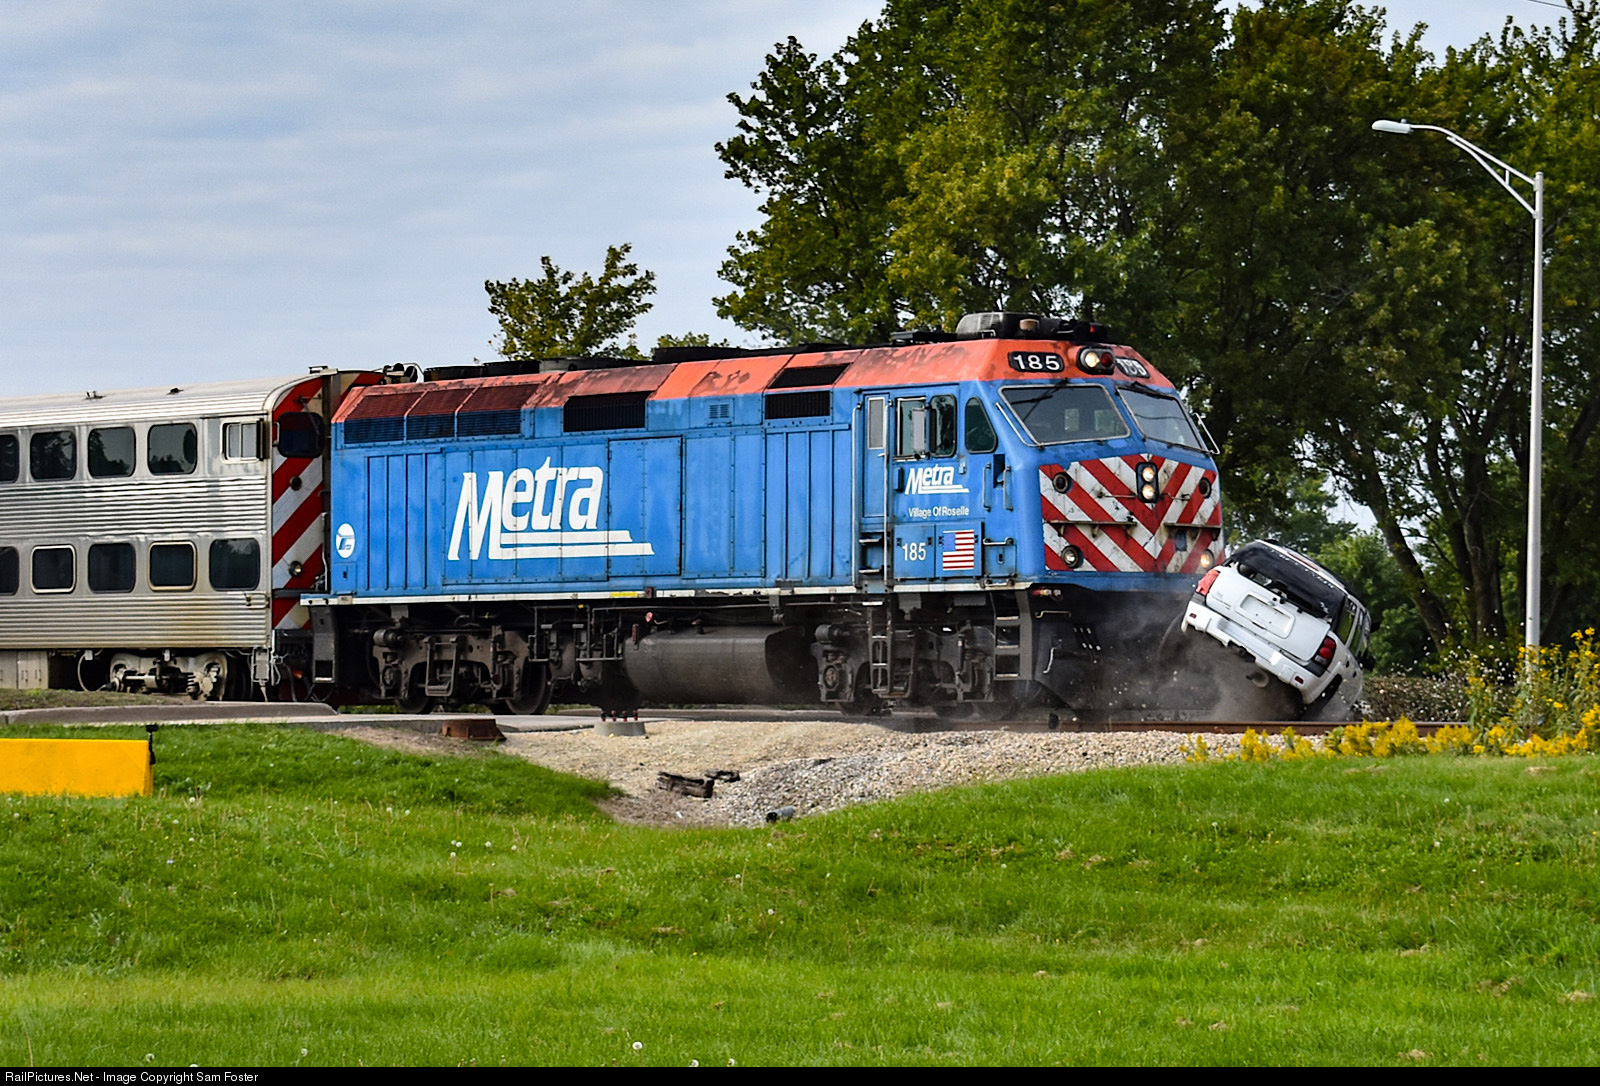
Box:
[288,560,304,578]
[1052,471,1071,493]
[1059,544,1083,569]
[1197,550,1215,571]
[1136,461,1160,503]
[1077,347,1115,374]
[1197,476,1212,497]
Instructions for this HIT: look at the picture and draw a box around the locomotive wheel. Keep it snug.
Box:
[971,697,1022,722]
[395,691,436,715]
[492,663,553,716]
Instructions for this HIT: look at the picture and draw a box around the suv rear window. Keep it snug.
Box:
[1228,542,1349,622]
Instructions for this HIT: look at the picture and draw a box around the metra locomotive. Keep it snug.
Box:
[306,312,1224,717]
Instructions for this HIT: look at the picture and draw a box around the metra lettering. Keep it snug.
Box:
[905,465,967,495]
[447,460,654,561]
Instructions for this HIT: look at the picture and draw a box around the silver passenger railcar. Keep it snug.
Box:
[0,370,380,698]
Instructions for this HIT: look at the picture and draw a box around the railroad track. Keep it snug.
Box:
[4,701,1460,740]
[895,715,1455,737]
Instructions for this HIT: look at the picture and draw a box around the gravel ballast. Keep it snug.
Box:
[492,718,1243,827]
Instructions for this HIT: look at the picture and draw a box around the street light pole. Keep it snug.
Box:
[1371,119,1546,653]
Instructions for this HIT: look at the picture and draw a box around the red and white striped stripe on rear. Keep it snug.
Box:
[1039,456,1223,575]
[270,377,329,632]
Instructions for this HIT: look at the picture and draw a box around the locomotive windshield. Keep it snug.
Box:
[1000,384,1129,445]
[1117,387,1205,451]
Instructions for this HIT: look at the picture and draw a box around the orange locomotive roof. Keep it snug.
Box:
[332,338,1174,422]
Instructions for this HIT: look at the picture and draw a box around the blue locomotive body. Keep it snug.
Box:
[311,314,1224,716]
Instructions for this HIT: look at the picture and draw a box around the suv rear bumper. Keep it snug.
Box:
[1182,600,1327,705]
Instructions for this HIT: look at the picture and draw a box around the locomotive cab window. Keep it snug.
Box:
[965,398,998,453]
[896,396,956,456]
[209,538,261,591]
[0,435,17,482]
[223,420,267,460]
[88,543,136,593]
[148,423,198,475]
[1117,387,1205,451]
[149,542,196,590]
[89,426,136,477]
[31,546,75,592]
[866,397,886,450]
[928,395,957,457]
[895,398,926,458]
[1001,385,1129,445]
[0,547,16,595]
[30,430,76,480]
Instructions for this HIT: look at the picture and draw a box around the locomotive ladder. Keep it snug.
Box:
[865,602,911,699]
[991,592,1025,681]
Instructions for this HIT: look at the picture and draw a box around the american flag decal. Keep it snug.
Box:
[942,530,977,572]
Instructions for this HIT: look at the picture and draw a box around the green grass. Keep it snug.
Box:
[2,724,1597,1065]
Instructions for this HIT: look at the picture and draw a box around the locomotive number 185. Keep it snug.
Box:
[1008,351,1064,373]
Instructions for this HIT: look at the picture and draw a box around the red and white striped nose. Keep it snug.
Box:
[1039,457,1223,574]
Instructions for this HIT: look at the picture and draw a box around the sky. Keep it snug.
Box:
[0,1,1574,398]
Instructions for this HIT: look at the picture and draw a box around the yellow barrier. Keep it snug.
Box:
[0,739,153,797]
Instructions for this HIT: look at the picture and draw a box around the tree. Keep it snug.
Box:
[486,244,656,359]
[715,0,1600,658]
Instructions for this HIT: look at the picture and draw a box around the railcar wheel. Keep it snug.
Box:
[492,663,553,716]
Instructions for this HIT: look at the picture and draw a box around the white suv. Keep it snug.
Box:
[1181,541,1371,716]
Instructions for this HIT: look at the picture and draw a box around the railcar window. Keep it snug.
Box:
[30,430,76,480]
[276,412,326,457]
[89,427,136,478]
[222,421,265,460]
[1000,385,1129,445]
[148,423,198,475]
[31,546,74,592]
[1117,388,1204,450]
[0,547,16,595]
[964,398,997,453]
[209,538,260,591]
[149,543,196,590]
[0,435,16,482]
[88,543,136,593]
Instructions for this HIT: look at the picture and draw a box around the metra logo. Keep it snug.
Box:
[905,465,968,495]
[447,459,654,561]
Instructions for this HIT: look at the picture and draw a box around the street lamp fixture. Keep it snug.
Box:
[1371,118,1546,652]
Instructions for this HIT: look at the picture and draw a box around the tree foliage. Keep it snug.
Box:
[486,244,656,359]
[717,0,1600,659]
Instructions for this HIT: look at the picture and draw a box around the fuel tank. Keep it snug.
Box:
[620,627,816,704]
